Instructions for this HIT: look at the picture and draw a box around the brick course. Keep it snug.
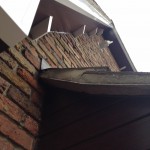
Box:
[22,39,39,58]
[8,48,37,74]
[0,136,14,150]
[0,114,34,150]
[0,77,10,94]
[0,93,39,136]
[0,59,31,96]
[24,50,41,70]
[7,86,41,121]
[17,67,43,94]
[0,51,17,69]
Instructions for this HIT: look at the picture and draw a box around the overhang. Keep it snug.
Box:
[40,68,150,96]
[32,0,109,33]
[32,0,136,71]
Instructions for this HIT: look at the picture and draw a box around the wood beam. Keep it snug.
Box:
[88,27,98,36]
[30,16,53,40]
[97,28,104,35]
[73,25,86,37]
[40,68,150,96]
[99,40,113,49]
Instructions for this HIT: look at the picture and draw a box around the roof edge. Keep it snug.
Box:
[111,22,137,72]
[85,0,112,24]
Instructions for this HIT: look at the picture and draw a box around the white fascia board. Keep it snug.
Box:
[54,0,111,27]
[0,0,40,47]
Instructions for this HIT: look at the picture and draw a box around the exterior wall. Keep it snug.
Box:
[0,32,119,149]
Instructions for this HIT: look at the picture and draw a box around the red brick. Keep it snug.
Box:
[22,39,39,58]
[64,34,74,47]
[0,114,34,150]
[7,86,41,121]
[53,52,65,68]
[55,36,82,67]
[45,36,62,59]
[0,93,25,123]
[47,34,56,44]
[64,59,71,68]
[38,40,58,65]
[15,42,25,52]
[61,36,78,58]
[17,67,44,94]
[8,47,36,74]
[31,91,43,108]
[31,40,47,59]
[0,59,31,96]
[66,34,76,46]
[0,51,17,69]
[0,94,39,135]
[52,32,61,39]
[0,136,14,150]
[56,46,72,67]
[0,77,10,94]
[24,116,39,136]
[56,37,69,53]
[61,34,68,43]
[48,34,64,51]
[24,50,40,70]
[64,51,79,67]
[46,58,57,68]
[43,38,53,50]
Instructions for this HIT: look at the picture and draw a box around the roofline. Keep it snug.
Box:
[111,22,137,71]
[85,0,112,24]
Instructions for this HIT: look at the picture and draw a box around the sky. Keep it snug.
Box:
[95,0,150,72]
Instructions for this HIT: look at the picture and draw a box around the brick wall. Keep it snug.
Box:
[0,32,119,149]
